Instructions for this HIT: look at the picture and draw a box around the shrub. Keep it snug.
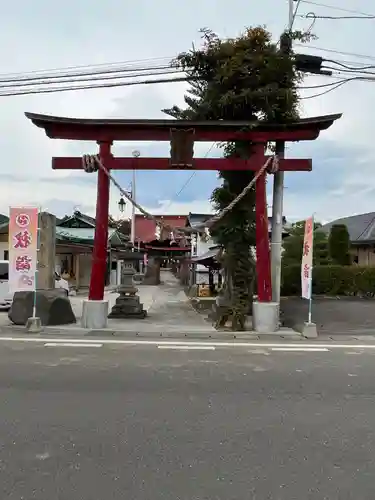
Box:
[328,224,351,266]
[281,264,375,296]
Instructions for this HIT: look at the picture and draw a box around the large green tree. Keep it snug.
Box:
[164,26,305,330]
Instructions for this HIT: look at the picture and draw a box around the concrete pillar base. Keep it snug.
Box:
[26,316,42,333]
[81,300,108,329]
[302,321,318,338]
[253,301,279,333]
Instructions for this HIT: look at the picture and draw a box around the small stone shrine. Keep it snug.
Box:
[108,258,147,319]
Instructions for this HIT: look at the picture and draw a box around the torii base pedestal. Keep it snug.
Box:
[252,301,279,333]
[81,300,109,329]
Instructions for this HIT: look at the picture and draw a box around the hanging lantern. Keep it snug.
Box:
[118,197,126,213]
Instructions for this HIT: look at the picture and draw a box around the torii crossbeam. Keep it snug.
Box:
[25,112,341,328]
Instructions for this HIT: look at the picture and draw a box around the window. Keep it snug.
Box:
[3,250,8,260]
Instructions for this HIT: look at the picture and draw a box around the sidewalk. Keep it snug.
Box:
[2,271,375,341]
[0,271,222,337]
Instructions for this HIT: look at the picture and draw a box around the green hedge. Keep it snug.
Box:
[281,264,375,296]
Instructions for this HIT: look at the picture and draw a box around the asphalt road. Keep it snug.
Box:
[1,338,375,499]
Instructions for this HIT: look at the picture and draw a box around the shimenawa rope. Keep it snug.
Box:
[81,153,279,236]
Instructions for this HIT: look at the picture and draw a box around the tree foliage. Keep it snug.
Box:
[108,216,131,236]
[163,26,306,330]
[282,221,330,266]
[328,224,351,266]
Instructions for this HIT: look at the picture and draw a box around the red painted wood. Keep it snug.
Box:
[53,156,312,172]
[255,173,272,302]
[45,124,322,142]
[88,142,111,301]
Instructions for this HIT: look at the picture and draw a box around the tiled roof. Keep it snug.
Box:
[321,212,375,243]
[186,213,212,229]
[187,212,289,235]
[58,211,96,228]
[134,215,188,242]
[56,227,121,244]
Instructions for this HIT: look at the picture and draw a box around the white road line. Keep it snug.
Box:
[0,336,373,350]
[271,347,329,352]
[157,345,216,350]
[44,343,103,348]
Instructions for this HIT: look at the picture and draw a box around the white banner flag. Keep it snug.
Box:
[301,216,314,300]
[8,207,38,293]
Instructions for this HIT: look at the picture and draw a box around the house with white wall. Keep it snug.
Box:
[186,212,290,286]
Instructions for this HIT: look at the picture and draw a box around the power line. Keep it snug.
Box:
[0,56,175,80]
[0,64,179,85]
[299,12,375,19]
[294,44,375,63]
[298,0,375,17]
[323,66,375,77]
[1,70,374,98]
[0,75,190,97]
[0,68,184,90]
[1,47,374,99]
[163,143,217,214]
[301,75,375,99]
[300,79,349,99]
[301,78,349,89]
[323,59,375,71]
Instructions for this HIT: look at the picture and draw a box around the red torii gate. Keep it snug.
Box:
[25,112,341,310]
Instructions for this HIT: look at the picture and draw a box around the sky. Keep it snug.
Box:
[0,0,374,224]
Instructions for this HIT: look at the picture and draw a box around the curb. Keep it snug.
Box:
[0,324,302,340]
[2,326,375,343]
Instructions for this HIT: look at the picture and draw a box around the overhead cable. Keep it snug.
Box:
[298,0,375,17]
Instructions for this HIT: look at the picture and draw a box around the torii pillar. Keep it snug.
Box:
[24,112,341,331]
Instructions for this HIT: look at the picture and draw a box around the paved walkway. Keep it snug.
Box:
[71,270,214,331]
[0,270,218,335]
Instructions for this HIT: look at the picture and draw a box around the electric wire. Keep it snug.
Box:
[298,12,375,20]
[162,143,217,215]
[323,59,375,71]
[0,68,185,89]
[1,70,375,98]
[294,44,375,63]
[300,75,375,99]
[0,75,191,97]
[0,56,175,80]
[301,79,350,99]
[0,39,373,99]
[323,66,375,77]
[0,63,179,85]
[298,0,375,17]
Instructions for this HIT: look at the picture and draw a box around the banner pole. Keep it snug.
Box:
[308,268,313,324]
[32,209,40,318]
[308,214,314,324]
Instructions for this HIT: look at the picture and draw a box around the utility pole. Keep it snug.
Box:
[130,150,139,250]
[288,0,294,29]
[270,0,296,304]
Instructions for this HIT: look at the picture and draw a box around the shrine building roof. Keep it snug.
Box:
[134,214,187,243]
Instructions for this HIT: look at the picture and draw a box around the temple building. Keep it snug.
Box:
[186,212,292,293]
[134,214,191,267]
